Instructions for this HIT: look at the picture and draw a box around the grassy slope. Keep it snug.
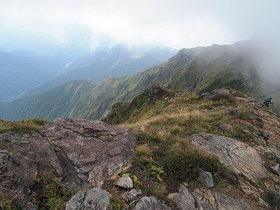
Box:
[103,87,280,209]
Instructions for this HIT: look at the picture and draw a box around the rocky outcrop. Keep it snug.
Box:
[66,188,112,210]
[133,196,171,210]
[189,133,268,182]
[0,119,136,205]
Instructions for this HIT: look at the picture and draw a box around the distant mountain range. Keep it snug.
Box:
[25,46,177,96]
[1,41,279,121]
[0,51,69,101]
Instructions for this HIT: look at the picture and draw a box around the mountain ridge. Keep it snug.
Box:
[0,41,279,121]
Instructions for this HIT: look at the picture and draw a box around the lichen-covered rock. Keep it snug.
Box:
[189,133,268,182]
[66,188,112,210]
[0,119,136,205]
[133,196,171,210]
[116,174,133,189]
[167,185,196,210]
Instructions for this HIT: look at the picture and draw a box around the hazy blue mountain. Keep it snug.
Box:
[25,46,177,95]
[0,51,70,101]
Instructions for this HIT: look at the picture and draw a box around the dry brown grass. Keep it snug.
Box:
[135,145,153,157]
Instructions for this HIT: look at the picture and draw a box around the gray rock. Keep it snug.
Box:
[271,164,280,175]
[193,188,254,210]
[167,185,196,210]
[66,188,112,210]
[0,119,136,205]
[189,133,268,182]
[198,169,214,188]
[126,189,142,201]
[201,88,230,99]
[116,174,133,189]
[260,146,280,163]
[149,84,165,104]
[133,196,171,210]
[218,124,232,132]
[260,130,270,140]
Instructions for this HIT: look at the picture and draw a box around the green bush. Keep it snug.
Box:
[110,197,126,210]
[35,176,75,210]
[159,146,228,182]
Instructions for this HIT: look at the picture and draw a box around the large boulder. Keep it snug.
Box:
[40,118,136,188]
[66,188,112,210]
[0,119,136,205]
[188,133,268,182]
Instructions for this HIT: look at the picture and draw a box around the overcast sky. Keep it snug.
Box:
[0,0,279,51]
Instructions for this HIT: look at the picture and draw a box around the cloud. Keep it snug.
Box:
[0,0,279,50]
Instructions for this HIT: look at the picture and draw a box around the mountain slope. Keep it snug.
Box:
[103,86,280,209]
[1,41,279,121]
[0,79,97,120]
[26,46,177,95]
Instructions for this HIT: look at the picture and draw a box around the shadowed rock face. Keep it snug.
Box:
[189,133,268,182]
[0,118,136,203]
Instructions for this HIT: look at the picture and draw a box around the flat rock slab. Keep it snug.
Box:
[189,133,268,182]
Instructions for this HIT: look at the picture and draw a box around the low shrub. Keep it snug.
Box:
[110,197,126,210]
[35,176,75,210]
